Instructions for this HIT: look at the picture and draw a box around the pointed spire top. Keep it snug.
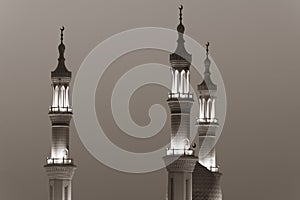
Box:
[177,5,185,34]
[198,42,217,91]
[204,41,211,68]
[60,26,65,44]
[51,26,71,78]
[170,5,191,63]
[58,26,66,61]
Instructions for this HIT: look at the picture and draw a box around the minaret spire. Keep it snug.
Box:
[52,26,71,78]
[204,42,211,75]
[198,42,216,91]
[170,5,191,63]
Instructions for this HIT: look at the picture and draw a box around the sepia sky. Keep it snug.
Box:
[0,0,300,200]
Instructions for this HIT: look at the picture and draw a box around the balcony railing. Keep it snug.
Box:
[196,118,218,124]
[46,157,74,165]
[49,106,72,113]
[166,148,194,156]
[210,166,219,173]
[168,93,193,99]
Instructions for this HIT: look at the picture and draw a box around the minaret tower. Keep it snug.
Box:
[163,6,198,200]
[44,27,76,200]
[196,42,219,172]
[191,42,222,200]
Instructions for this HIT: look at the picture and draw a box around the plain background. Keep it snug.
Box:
[0,0,300,200]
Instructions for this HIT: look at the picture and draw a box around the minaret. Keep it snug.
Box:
[196,42,219,172]
[163,6,198,200]
[44,27,76,200]
[192,42,222,200]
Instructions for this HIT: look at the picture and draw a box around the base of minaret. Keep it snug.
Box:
[44,164,76,200]
[164,155,198,200]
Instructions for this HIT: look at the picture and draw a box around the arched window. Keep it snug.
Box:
[174,70,179,93]
[202,98,206,119]
[53,85,59,108]
[66,86,70,108]
[180,70,185,94]
[211,99,216,119]
[186,70,190,93]
[60,86,65,109]
[198,98,202,118]
[207,98,212,119]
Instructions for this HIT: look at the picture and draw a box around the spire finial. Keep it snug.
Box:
[179,5,183,23]
[60,26,65,44]
[206,42,210,57]
[177,5,185,34]
[204,42,211,72]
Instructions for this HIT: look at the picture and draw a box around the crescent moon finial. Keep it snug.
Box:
[60,26,65,43]
[206,42,210,56]
[178,5,183,23]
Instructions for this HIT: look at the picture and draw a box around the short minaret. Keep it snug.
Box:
[44,27,76,200]
[196,42,219,172]
[163,6,198,200]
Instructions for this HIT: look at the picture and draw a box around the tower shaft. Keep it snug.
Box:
[192,42,222,200]
[196,42,219,172]
[164,156,198,200]
[45,27,76,200]
[165,6,197,200]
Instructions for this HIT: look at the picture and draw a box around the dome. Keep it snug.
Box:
[192,162,222,200]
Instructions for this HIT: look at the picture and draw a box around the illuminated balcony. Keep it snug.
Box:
[49,106,72,113]
[46,157,74,165]
[168,93,193,99]
[196,118,218,124]
[166,148,194,156]
[210,166,219,173]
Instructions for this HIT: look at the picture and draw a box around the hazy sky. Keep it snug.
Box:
[0,0,300,200]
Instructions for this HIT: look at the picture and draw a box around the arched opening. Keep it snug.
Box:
[53,85,59,108]
[171,69,175,93]
[186,70,190,93]
[180,70,185,94]
[202,98,206,119]
[211,98,216,119]
[66,86,70,108]
[198,98,202,118]
[60,86,65,109]
[206,98,212,119]
[174,70,179,93]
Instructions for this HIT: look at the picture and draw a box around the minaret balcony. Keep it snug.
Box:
[46,157,74,165]
[196,118,218,124]
[166,148,194,156]
[49,106,72,113]
[209,166,219,173]
[168,92,193,100]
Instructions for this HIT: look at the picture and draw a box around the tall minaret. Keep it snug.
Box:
[191,42,222,200]
[163,6,198,200]
[196,42,219,172]
[44,27,76,200]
